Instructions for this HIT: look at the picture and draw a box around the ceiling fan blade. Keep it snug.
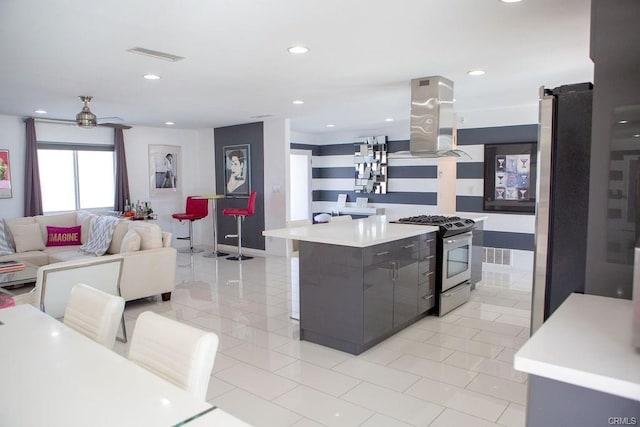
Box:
[98,122,132,129]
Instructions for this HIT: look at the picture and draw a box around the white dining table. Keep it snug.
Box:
[0,305,215,427]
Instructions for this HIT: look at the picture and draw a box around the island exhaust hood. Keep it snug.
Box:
[391,76,468,158]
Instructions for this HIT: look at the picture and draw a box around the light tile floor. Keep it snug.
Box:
[114,252,532,427]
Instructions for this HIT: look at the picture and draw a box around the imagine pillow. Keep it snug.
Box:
[11,223,45,252]
[0,219,15,255]
[119,229,141,253]
[46,225,81,247]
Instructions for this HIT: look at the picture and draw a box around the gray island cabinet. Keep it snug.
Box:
[298,232,436,354]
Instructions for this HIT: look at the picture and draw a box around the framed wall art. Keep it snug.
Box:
[149,145,181,197]
[0,150,12,199]
[483,142,537,213]
[224,144,251,197]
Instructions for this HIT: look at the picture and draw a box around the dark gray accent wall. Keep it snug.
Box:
[313,190,437,205]
[458,125,538,145]
[483,231,534,251]
[215,122,265,250]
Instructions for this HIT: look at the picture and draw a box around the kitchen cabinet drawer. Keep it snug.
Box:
[364,242,395,265]
[419,255,436,274]
[418,233,436,251]
[418,279,436,313]
[418,268,435,286]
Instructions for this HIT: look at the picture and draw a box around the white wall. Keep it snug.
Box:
[262,118,289,256]
[124,126,215,247]
[0,115,26,219]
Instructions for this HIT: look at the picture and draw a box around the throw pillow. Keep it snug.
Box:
[128,222,163,250]
[0,219,15,255]
[119,230,141,253]
[46,225,81,247]
[80,216,120,256]
[11,223,45,252]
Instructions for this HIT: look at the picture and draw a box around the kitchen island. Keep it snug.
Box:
[514,293,640,426]
[263,216,439,354]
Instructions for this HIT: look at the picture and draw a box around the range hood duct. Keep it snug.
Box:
[391,75,468,158]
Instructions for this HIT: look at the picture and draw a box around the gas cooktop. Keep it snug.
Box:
[392,215,475,237]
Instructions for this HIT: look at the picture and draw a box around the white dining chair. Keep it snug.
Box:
[63,283,125,349]
[329,215,352,222]
[128,311,219,401]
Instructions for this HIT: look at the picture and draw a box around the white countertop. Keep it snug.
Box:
[514,293,640,402]
[263,215,438,247]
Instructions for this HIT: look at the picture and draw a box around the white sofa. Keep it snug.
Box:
[0,211,177,301]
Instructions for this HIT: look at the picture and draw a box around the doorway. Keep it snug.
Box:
[289,149,312,221]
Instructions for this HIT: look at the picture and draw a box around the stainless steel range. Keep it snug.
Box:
[393,215,475,315]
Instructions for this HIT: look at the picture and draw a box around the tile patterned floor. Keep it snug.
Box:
[114,253,532,427]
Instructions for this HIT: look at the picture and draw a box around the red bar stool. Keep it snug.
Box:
[172,196,208,253]
[223,191,257,261]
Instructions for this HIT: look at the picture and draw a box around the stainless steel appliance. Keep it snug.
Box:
[393,215,475,315]
[532,83,593,334]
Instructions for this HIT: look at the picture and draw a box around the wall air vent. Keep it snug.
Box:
[127,47,184,62]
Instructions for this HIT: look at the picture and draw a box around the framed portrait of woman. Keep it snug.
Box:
[224,144,251,197]
[149,144,181,197]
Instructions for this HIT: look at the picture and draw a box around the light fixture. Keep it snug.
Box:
[288,46,309,54]
[143,74,161,80]
[164,121,175,126]
[326,124,335,128]
[34,109,47,114]
[384,118,394,122]
[467,70,486,76]
[618,120,629,124]
[499,0,522,3]
[292,100,304,105]
[634,134,640,138]
[76,96,97,128]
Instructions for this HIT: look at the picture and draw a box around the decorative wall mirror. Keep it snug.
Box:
[354,136,387,194]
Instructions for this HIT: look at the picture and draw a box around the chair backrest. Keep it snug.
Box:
[63,283,125,349]
[246,191,257,216]
[185,196,208,216]
[128,311,219,401]
[37,257,124,319]
[330,215,352,222]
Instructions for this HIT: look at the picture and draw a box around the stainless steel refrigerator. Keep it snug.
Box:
[531,83,593,334]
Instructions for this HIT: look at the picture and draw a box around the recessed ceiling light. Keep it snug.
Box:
[164,121,175,126]
[467,70,486,76]
[618,120,629,124]
[143,74,161,80]
[326,124,335,128]
[292,100,304,105]
[34,109,47,114]
[499,0,522,3]
[634,134,640,138]
[288,46,309,54]
[384,118,394,122]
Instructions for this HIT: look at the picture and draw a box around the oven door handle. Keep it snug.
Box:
[444,232,473,245]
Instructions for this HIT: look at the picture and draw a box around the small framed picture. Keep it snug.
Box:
[224,145,251,197]
[0,150,12,199]
[483,142,537,213]
[149,145,181,197]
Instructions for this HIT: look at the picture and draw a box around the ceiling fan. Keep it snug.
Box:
[75,96,130,129]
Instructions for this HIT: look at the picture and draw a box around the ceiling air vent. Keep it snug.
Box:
[127,47,184,62]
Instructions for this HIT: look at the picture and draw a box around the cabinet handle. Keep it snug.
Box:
[422,295,434,300]
[402,244,415,249]
[421,271,435,277]
[426,239,435,244]
[423,255,435,260]
[376,251,389,256]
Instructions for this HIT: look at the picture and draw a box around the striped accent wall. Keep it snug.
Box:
[292,124,538,256]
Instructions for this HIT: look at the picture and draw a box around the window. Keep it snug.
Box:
[38,143,115,213]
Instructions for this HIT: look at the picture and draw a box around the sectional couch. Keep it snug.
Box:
[0,211,177,301]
